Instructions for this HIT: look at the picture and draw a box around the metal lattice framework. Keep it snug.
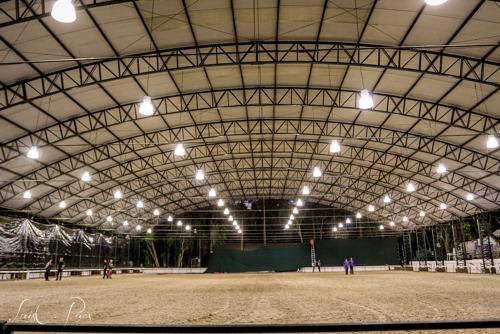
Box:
[0,0,499,236]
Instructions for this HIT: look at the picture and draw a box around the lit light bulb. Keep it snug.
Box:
[293,207,299,214]
[466,193,474,201]
[106,216,113,222]
[23,190,32,199]
[136,225,142,231]
[59,201,66,209]
[174,143,186,156]
[379,225,384,230]
[330,140,341,153]
[138,96,154,116]
[406,182,416,192]
[167,215,173,222]
[123,220,128,226]
[356,212,362,219]
[228,215,233,222]
[419,211,426,217]
[338,223,344,228]
[153,208,160,216]
[296,199,304,207]
[312,166,322,178]
[425,0,448,5]
[217,199,224,207]
[237,229,242,234]
[389,221,395,226]
[486,135,499,149]
[403,216,409,222]
[358,89,374,109]
[81,171,91,182]
[302,186,310,195]
[51,0,76,23]
[224,208,230,215]
[86,209,92,216]
[333,227,338,232]
[288,219,293,225]
[383,195,391,204]
[346,218,351,224]
[147,228,152,234]
[232,220,237,226]
[235,225,239,230]
[114,190,122,199]
[136,200,144,208]
[440,203,447,210]
[27,146,39,159]
[208,188,217,197]
[177,220,183,226]
[185,225,191,231]
[436,163,447,174]
[290,214,295,220]
[285,224,290,230]
[195,169,205,180]
[367,204,375,212]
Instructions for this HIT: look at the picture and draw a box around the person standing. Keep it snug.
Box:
[349,257,355,275]
[56,256,65,280]
[316,259,322,272]
[102,259,108,279]
[44,258,53,281]
[107,259,113,279]
[343,258,349,275]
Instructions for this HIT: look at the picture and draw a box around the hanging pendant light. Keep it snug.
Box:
[123,220,129,227]
[425,0,448,5]
[81,171,91,182]
[312,166,322,178]
[296,199,304,207]
[358,89,374,109]
[106,216,113,222]
[292,207,299,214]
[367,204,375,212]
[289,214,295,220]
[466,193,474,201]
[406,182,416,192]
[436,163,447,174]
[86,209,92,216]
[195,169,205,180]
[153,208,160,216]
[486,135,499,149]
[23,190,32,199]
[114,190,122,199]
[302,186,310,196]
[356,212,362,219]
[27,146,39,159]
[346,218,351,224]
[330,140,341,153]
[177,220,183,226]
[208,188,217,197]
[51,0,76,23]
[379,225,384,230]
[389,221,395,226]
[167,215,173,222]
[138,96,154,116]
[383,195,391,204]
[402,216,409,222]
[332,227,338,232]
[136,200,144,208]
[174,143,186,156]
[59,201,66,209]
[217,199,224,207]
[147,228,152,234]
[419,211,426,217]
[228,215,233,222]
[440,203,447,210]
[223,208,230,215]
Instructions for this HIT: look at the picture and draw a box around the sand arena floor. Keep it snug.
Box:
[0,271,499,333]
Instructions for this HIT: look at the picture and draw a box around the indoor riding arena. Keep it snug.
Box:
[0,0,499,334]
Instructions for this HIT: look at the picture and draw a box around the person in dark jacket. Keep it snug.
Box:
[44,259,52,281]
[349,257,355,275]
[56,256,65,280]
[343,258,349,275]
[103,259,108,279]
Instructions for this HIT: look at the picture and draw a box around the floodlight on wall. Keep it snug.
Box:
[208,188,217,197]
[486,135,499,149]
[81,171,91,182]
[86,209,92,216]
[425,0,448,5]
[138,96,154,116]
[358,89,374,109]
[466,193,475,201]
[27,146,39,159]
[153,209,160,216]
[356,212,362,219]
[296,199,304,207]
[195,169,205,181]
[136,200,144,208]
[440,203,448,210]
[224,208,230,215]
[167,215,173,222]
[302,186,310,195]
[114,190,122,199]
[51,0,76,23]
[383,195,391,204]
[406,182,416,192]
[436,163,447,174]
[330,140,341,153]
[217,199,224,207]
[292,207,299,214]
[312,166,322,178]
[23,190,32,199]
[58,201,66,209]
[106,216,113,222]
